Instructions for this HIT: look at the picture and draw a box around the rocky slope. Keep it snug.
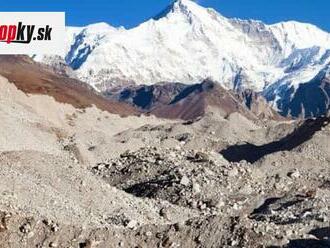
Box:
[106,80,281,120]
[0,63,329,247]
[0,56,138,116]
[236,88,284,120]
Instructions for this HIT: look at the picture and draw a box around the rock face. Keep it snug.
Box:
[36,0,330,117]
[265,65,330,118]
[106,80,281,120]
[105,82,187,111]
[237,89,285,120]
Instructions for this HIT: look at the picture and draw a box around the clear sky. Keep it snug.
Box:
[1,0,330,32]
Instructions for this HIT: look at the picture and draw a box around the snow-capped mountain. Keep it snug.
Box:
[36,0,330,118]
[264,63,330,117]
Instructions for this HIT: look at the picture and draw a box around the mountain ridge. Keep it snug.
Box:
[35,0,330,118]
[105,79,283,121]
[0,56,139,116]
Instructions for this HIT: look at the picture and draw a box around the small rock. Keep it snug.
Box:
[285,229,293,237]
[0,217,7,232]
[96,163,105,171]
[239,184,252,194]
[190,201,198,209]
[27,231,35,238]
[88,146,96,151]
[160,208,169,219]
[174,222,185,231]
[19,222,31,234]
[49,242,58,247]
[126,220,137,229]
[228,168,239,177]
[230,240,239,246]
[216,200,225,209]
[193,182,201,193]
[51,223,59,232]
[174,146,181,151]
[194,152,209,162]
[180,175,190,186]
[233,203,240,210]
[199,203,207,210]
[169,151,177,158]
[287,170,300,179]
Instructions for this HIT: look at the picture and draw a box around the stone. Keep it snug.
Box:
[126,220,138,229]
[180,175,190,186]
[19,223,31,234]
[49,242,58,247]
[51,223,59,232]
[193,182,201,193]
[216,200,225,209]
[228,168,239,177]
[160,208,169,219]
[287,170,300,179]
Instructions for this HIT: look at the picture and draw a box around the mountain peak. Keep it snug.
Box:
[173,0,198,6]
[153,0,205,21]
[84,22,116,32]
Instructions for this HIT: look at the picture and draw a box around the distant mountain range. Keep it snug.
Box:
[0,55,281,122]
[35,0,330,118]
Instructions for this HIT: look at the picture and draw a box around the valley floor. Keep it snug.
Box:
[0,76,329,247]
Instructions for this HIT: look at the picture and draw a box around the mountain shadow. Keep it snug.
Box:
[105,80,263,120]
[220,116,330,163]
[268,227,330,248]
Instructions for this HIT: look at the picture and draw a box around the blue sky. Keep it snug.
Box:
[1,0,329,32]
